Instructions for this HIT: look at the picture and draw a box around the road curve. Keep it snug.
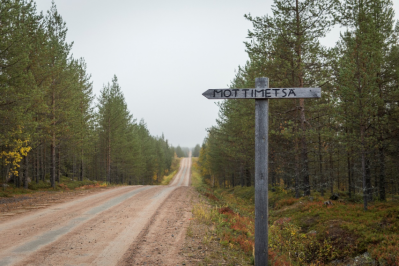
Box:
[0,157,192,266]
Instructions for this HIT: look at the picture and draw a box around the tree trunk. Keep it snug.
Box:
[347,151,352,198]
[72,154,75,181]
[51,88,56,189]
[318,132,324,196]
[80,157,83,181]
[240,164,244,187]
[245,167,251,187]
[300,102,310,196]
[223,173,225,188]
[295,137,300,199]
[379,147,386,201]
[56,148,60,183]
[42,142,46,182]
[337,149,340,191]
[36,147,39,183]
[17,168,21,188]
[295,0,310,196]
[51,133,56,189]
[330,151,334,194]
[4,165,10,191]
[80,146,84,181]
[361,125,367,211]
[107,118,111,183]
[366,157,372,202]
[23,155,29,189]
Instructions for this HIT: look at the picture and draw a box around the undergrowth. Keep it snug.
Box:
[1,176,108,197]
[191,158,399,265]
[161,157,181,185]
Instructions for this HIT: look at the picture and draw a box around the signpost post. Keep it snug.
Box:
[203,77,321,265]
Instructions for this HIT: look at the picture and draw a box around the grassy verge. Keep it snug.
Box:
[161,157,181,185]
[0,176,108,198]
[191,159,399,265]
[188,158,253,265]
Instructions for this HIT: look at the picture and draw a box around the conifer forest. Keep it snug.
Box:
[0,0,178,189]
[2,0,399,206]
[198,0,399,210]
[3,0,399,265]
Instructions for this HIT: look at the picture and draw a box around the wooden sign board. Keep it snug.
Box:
[202,88,321,99]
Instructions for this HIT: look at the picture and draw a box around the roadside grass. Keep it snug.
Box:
[191,159,399,265]
[1,176,109,198]
[161,157,181,185]
[189,158,253,265]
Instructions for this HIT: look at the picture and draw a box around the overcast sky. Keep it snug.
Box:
[34,0,399,148]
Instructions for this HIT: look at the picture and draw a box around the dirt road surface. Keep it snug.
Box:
[0,158,193,266]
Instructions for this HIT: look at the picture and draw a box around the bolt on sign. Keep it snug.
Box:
[203,78,321,266]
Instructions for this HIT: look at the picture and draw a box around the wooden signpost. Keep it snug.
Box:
[203,77,321,265]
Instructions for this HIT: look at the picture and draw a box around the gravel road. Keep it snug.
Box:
[0,157,192,266]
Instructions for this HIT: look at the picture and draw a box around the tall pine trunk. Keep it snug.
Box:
[295,0,310,196]
[36,147,39,183]
[361,125,367,211]
[107,118,111,183]
[57,148,60,183]
[366,157,372,202]
[379,147,386,201]
[51,133,56,189]
[51,89,56,189]
[330,151,334,194]
[80,144,84,181]
[42,142,46,182]
[318,131,324,196]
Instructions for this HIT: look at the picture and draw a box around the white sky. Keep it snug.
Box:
[34,0,399,148]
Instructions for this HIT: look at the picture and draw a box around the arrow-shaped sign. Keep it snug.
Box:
[202,87,321,99]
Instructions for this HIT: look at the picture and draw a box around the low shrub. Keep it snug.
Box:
[269,217,340,264]
[275,197,299,209]
[28,181,51,190]
[369,235,399,265]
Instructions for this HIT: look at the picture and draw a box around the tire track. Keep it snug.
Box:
[0,157,192,266]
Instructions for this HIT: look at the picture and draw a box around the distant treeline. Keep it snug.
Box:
[0,1,177,187]
[198,0,399,209]
[192,144,200,157]
[174,145,201,158]
[175,146,191,158]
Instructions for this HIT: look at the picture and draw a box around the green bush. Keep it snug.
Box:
[0,192,11,197]
[28,181,51,190]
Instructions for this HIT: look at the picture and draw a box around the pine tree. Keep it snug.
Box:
[336,0,397,209]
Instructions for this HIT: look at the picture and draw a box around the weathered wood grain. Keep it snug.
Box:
[202,87,321,99]
[255,77,269,266]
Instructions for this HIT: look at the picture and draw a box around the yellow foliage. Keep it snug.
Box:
[1,138,31,177]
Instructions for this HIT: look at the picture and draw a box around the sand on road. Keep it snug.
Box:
[0,157,193,266]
